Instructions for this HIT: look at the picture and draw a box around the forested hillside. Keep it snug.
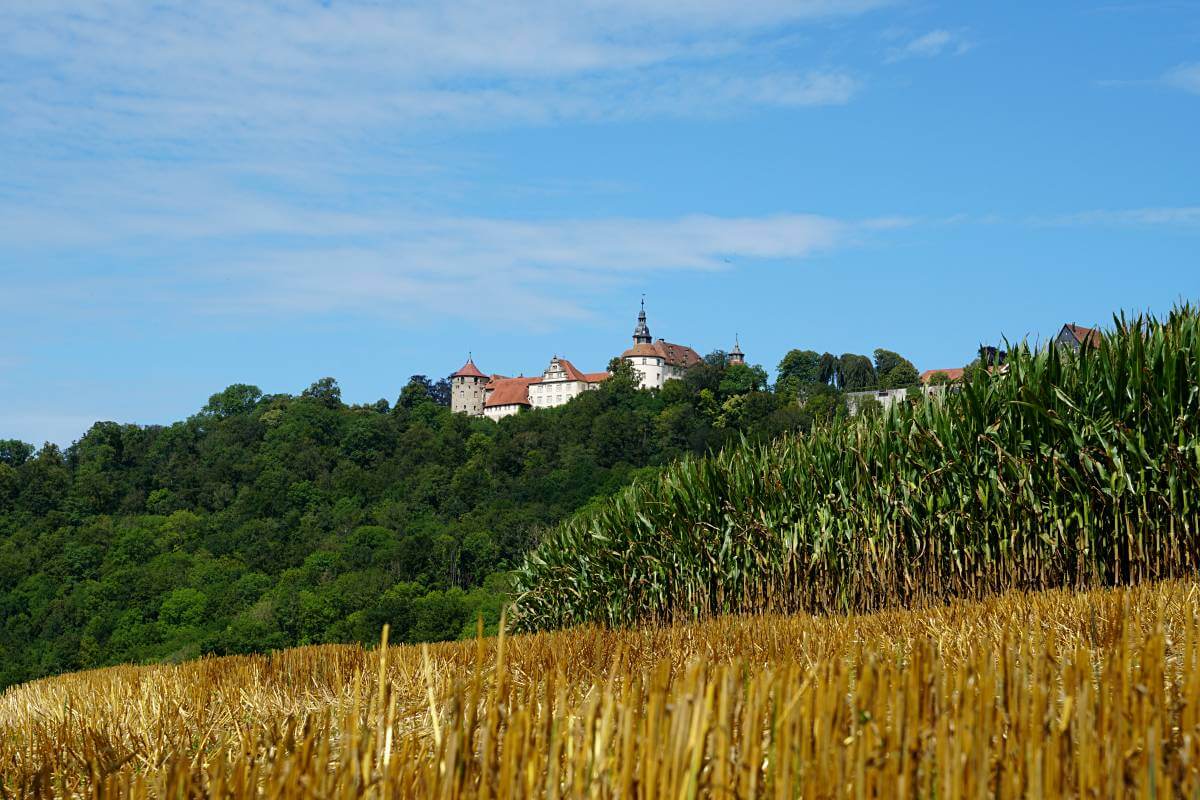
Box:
[0,353,837,689]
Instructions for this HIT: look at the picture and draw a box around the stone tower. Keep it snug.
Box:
[728,335,745,366]
[450,356,488,416]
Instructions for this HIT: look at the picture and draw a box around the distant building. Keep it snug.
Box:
[919,368,965,385]
[449,357,489,416]
[482,376,545,422]
[618,301,703,390]
[1056,323,1101,351]
[845,387,913,415]
[728,336,745,366]
[450,356,610,423]
[847,367,968,416]
[450,302,714,419]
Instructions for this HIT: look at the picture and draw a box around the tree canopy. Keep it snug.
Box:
[0,355,813,689]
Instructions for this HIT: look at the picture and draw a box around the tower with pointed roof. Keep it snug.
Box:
[632,297,652,345]
[450,355,488,416]
[728,335,745,366]
[620,300,703,390]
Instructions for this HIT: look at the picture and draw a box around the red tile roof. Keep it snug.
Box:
[653,340,702,368]
[620,340,702,367]
[483,376,540,408]
[583,372,610,383]
[920,368,965,384]
[620,342,662,359]
[451,358,488,379]
[1062,324,1102,347]
[555,358,589,383]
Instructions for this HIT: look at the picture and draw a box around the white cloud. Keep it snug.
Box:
[1041,207,1200,227]
[0,0,877,155]
[885,29,973,63]
[5,203,874,325]
[0,154,898,324]
[188,210,878,323]
[0,1,899,333]
[1164,62,1200,94]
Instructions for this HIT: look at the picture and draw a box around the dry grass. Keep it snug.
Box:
[3,581,1200,797]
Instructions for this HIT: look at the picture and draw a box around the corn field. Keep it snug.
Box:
[1,581,1199,797]
[515,308,1200,630]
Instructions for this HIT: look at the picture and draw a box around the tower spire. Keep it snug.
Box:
[729,333,745,365]
[633,296,652,345]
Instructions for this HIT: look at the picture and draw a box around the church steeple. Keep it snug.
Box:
[632,296,652,345]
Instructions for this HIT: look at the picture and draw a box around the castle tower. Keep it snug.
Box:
[632,297,652,346]
[450,355,488,416]
[728,335,745,366]
[622,299,667,389]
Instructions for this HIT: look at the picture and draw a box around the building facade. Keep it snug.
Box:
[450,303,712,419]
[618,302,703,390]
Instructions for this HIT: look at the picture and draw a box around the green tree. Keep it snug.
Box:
[407,588,471,642]
[202,384,263,420]
[775,350,822,400]
[836,354,876,391]
[719,363,769,397]
[777,349,823,384]
[817,353,839,385]
[0,440,34,467]
[0,463,17,509]
[603,357,641,395]
[801,384,845,427]
[301,377,342,408]
[397,375,436,409]
[159,588,208,627]
[873,349,919,390]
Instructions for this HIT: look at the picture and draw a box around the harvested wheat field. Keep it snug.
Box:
[3,580,1200,798]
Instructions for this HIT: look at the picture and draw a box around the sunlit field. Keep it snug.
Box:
[4,580,1200,798]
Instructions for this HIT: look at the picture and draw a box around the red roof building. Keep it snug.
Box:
[1056,323,1102,350]
[920,368,965,385]
[451,357,488,379]
[452,300,710,419]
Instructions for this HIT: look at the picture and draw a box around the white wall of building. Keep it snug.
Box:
[629,356,665,389]
[845,385,956,416]
[529,379,584,408]
[483,404,523,421]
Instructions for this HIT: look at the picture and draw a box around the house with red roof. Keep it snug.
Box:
[1055,323,1102,351]
[919,367,966,385]
[448,301,712,420]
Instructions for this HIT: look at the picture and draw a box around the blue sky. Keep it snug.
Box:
[2,1,1198,446]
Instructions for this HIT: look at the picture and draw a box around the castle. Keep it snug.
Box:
[451,303,735,420]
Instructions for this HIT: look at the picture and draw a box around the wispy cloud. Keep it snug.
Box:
[1163,62,1200,94]
[1,0,878,159]
[885,29,973,63]
[0,2,900,331]
[2,168,894,325]
[186,210,898,324]
[1028,207,1200,228]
